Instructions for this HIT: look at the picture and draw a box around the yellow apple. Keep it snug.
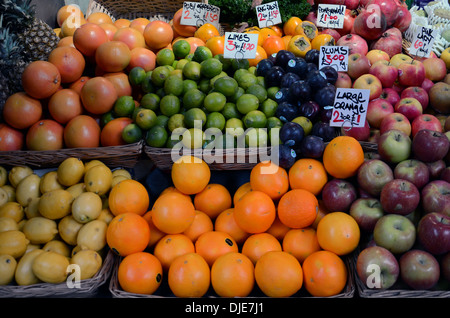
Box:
[389,53,413,68]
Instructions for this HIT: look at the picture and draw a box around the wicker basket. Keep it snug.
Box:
[0,249,115,298]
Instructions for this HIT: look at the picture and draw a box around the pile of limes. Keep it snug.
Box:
[109,40,282,149]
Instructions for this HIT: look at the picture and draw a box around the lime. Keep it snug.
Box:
[245,128,268,148]
[268,126,281,146]
[156,87,166,99]
[227,86,245,103]
[156,48,175,66]
[164,74,184,96]
[140,93,160,111]
[164,65,175,73]
[152,66,171,86]
[155,115,169,129]
[184,107,207,128]
[256,76,267,88]
[182,128,205,149]
[225,118,245,138]
[141,71,155,93]
[193,46,213,63]
[210,71,228,87]
[236,72,258,90]
[129,66,146,86]
[222,102,240,120]
[182,61,202,81]
[176,58,189,70]
[292,116,313,135]
[267,86,279,100]
[260,98,278,118]
[236,94,259,115]
[166,133,182,148]
[159,94,181,116]
[266,116,283,129]
[113,95,135,117]
[170,68,183,79]
[243,110,267,128]
[185,53,194,61]
[214,54,232,72]
[205,112,226,131]
[183,88,205,110]
[204,92,227,112]
[146,125,168,148]
[214,133,236,149]
[135,108,157,130]
[122,123,143,144]
[168,113,186,132]
[248,66,257,76]
[182,79,198,95]
[198,78,212,94]
[233,68,249,82]
[100,111,115,127]
[213,76,238,97]
[231,58,250,71]
[132,107,143,121]
[173,39,191,59]
[200,58,223,78]
[246,84,267,103]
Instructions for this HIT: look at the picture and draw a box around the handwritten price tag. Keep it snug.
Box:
[223,32,259,59]
[255,1,282,28]
[330,88,370,128]
[319,46,349,71]
[316,4,345,29]
[409,26,437,58]
[180,1,220,29]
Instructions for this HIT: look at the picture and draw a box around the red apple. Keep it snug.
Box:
[368,128,381,143]
[392,3,412,32]
[423,57,447,82]
[369,27,403,58]
[357,158,394,197]
[399,249,440,290]
[356,246,399,289]
[379,87,400,106]
[412,129,449,163]
[350,198,384,232]
[373,214,416,254]
[421,77,434,93]
[353,74,383,100]
[353,4,388,40]
[367,99,394,128]
[335,72,353,88]
[366,49,390,65]
[380,179,420,216]
[379,112,411,136]
[377,129,412,164]
[347,53,372,80]
[369,60,398,88]
[441,167,450,183]
[427,160,446,180]
[417,212,450,254]
[391,79,406,94]
[397,60,425,87]
[394,97,423,122]
[394,159,430,190]
[336,33,369,56]
[341,119,371,141]
[429,82,450,115]
[400,86,428,111]
[411,114,443,138]
[442,252,450,282]
[321,178,358,212]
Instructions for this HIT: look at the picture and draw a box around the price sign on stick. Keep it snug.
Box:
[330,88,370,128]
[255,1,282,28]
[316,4,345,29]
[180,1,220,29]
[319,46,349,71]
[409,26,437,58]
[223,32,259,60]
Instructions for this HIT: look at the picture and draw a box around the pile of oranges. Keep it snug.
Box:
[106,136,365,298]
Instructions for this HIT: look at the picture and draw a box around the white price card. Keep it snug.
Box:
[255,1,282,28]
[408,26,437,58]
[223,32,259,60]
[330,88,370,128]
[316,4,346,29]
[180,1,220,29]
[318,46,349,71]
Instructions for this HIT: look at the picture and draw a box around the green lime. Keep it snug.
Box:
[176,58,189,70]
[164,65,175,73]
[156,87,166,99]
[146,125,168,148]
[245,128,268,148]
[151,66,171,87]
[122,123,143,144]
[205,112,226,131]
[113,95,135,117]
[182,61,202,81]
[100,111,115,127]
[233,68,249,82]
[246,84,267,103]
[243,110,267,128]
[159,94,181,116]
[132,107,143,121]
[169,68,183,79]
[156,48,175,66]
[173,39,191,59]
[166,135,182,148]
[214,54,232,72]
[256,76,267,88]
[267,86,279,100]
[200,58,223,78]
[222,102,240,120]
[214,133,236,149]
[213,76,238,97]
[168,113,186,132]
[183,88,205,110]
[260,98,278,118]
[182,79,198,95]
[227,86,245,103]
[204,92,227,112]
[236,72,258,90]
[135,108,157,130]
[129,66,146,86]
[184,107,207,128]
[140,93,160,111]
[198,78,211,94]
[155,115,169,129]
[292,116,313,135]
[248,66,257,76]
[141,71,155,93]
[210,71,228,87]
[182,128,205,149]
[266,116,283,129]
[236,94,259,115]
[225,118,245,138]
[193,46,213,63]
[164,74,184,96]
[185,53,194,61]
[231,58,250,71]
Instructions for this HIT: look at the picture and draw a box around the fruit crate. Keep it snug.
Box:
[0,249,115,298]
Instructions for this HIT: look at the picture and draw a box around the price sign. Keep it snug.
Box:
[409,26,437,58]
[330,88,370,128]
[316,4,345,29]
[223,32,259,59]
[180,1,220,29]
[319,46,349,71]
[255,1,282,28]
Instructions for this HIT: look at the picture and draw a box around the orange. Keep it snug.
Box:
[233,182,252,206]
[153,234,195,272]
[283,17,303,36]
[194,23,220,43]
[282,228,321,264]
[171,155,211,195]
[323,136,365,179]
[302,250,347,297]
[254,251,303,297]
[214,208,249,245]
[316,212,360,255]
[234,190,276,234]
[106,213,151,256]
[118,252,163,294]
[168,252,210,297]
[205,35,225,56]
[193,184,232,219]
[211,252,254,297]
[258,27,278,47]
[249,161,289,201]
[311,200,330,230]
[248,45,267,67]
[262,35,286,56]
[108,179,149,216]
[142,210,166,248]
[182,210,214,242]
[266,215,291,241]
[277,189,319,229]
[288,158,328,196]
[151,191,196,234]
[241,232,282,265]
[195,230,239,267]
